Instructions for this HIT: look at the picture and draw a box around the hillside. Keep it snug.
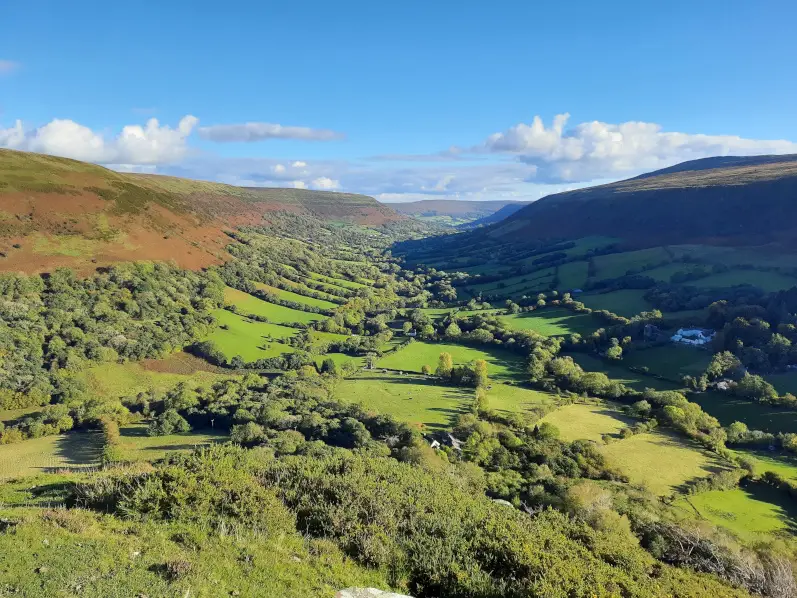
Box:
[390,199,530,226]
[482,154,797,248]
[0,149,400,273]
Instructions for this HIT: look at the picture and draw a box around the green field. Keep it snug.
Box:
[660,308,708,325]
[734,450,797,482]
[690,391,797,434]
[223,286,324,324]
[696,270,797,292]
[297,276,353,296]
[464,268,555,296]
[580,289,654,318]
[216,309,300,340]
[0,406,42,423]
[117,423,227,462]
[499,308,597,336]
[337,371,552,429]
[682,485,797,540]
[622,345,712,381]
[558,261,589,289]
[602,431,727,495]
[419,307,501,320]
[592,248,671,280]
[280,276,341,302]
[643,263,703,282]
[766,371,797,396]
[206,311,297,362]
[0,432,102,480]
[307,271,365,290]
[541,403,632,442]
[377,341,524,381]
[77,357,232,402]
[253,282,338,310]
[670,244,797,269]
[314,352,363,369]
[563,236,619,259]
[570,353,680,391]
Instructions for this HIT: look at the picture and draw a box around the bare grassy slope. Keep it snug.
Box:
[0,149,400,272]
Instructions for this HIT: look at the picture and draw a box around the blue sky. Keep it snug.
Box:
[2,0,796,201]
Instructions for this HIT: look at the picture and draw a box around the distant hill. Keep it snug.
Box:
[481,154,797,248]
[390,199,530,227]
[0,149,401,273]
[458,202,530,229]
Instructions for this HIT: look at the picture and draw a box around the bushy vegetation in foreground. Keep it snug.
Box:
[61,445,749,598]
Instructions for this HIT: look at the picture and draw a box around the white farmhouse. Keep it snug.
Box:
[671,328,715,346]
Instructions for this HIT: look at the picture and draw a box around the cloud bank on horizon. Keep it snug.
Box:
[2,112,796,201]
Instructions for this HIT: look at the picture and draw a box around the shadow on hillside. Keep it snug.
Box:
[120,425,149,438]
[40,432,103,473]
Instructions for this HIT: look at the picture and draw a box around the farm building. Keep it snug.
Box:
[671,328,715,346]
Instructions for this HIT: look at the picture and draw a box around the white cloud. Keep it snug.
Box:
[0,115,198,165]
[480,113,797,182]
[198,122,344,142]
[0,60,19,75]
[292,180,308,189]
[0,120,26,148]
[273,163,286,174]
[311,177,340,190]
[292,160,306,168]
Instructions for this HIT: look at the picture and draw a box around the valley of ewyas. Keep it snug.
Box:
[3,5,797,593]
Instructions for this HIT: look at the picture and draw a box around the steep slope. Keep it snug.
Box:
[389,199,530,226]
[484,154,797,248]
[0,149,400,273]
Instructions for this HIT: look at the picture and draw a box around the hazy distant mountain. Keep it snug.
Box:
[389,200,531,227]
[458,202,531,229]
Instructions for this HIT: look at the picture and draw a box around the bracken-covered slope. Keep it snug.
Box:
[0,149,401,273]
[483,154,797,248]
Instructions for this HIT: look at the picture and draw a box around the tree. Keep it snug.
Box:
[472,359,489,388]
[421,364,432,375]
[231,421,265,445]
[436,352,454,378]
[473,386,489,414]
[148,409,191,436]
[402,321,413,334]
[445,322,462,338]
[320,357,339,376]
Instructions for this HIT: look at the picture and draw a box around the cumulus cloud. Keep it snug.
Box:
[292,160,306,168]
[0,115,198,165]
[0,60,19,75]
[479,113,797,182]
[292,180,308,189]
[198,122,344,142]
[310,177,340,190]
[273,163,286,174]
